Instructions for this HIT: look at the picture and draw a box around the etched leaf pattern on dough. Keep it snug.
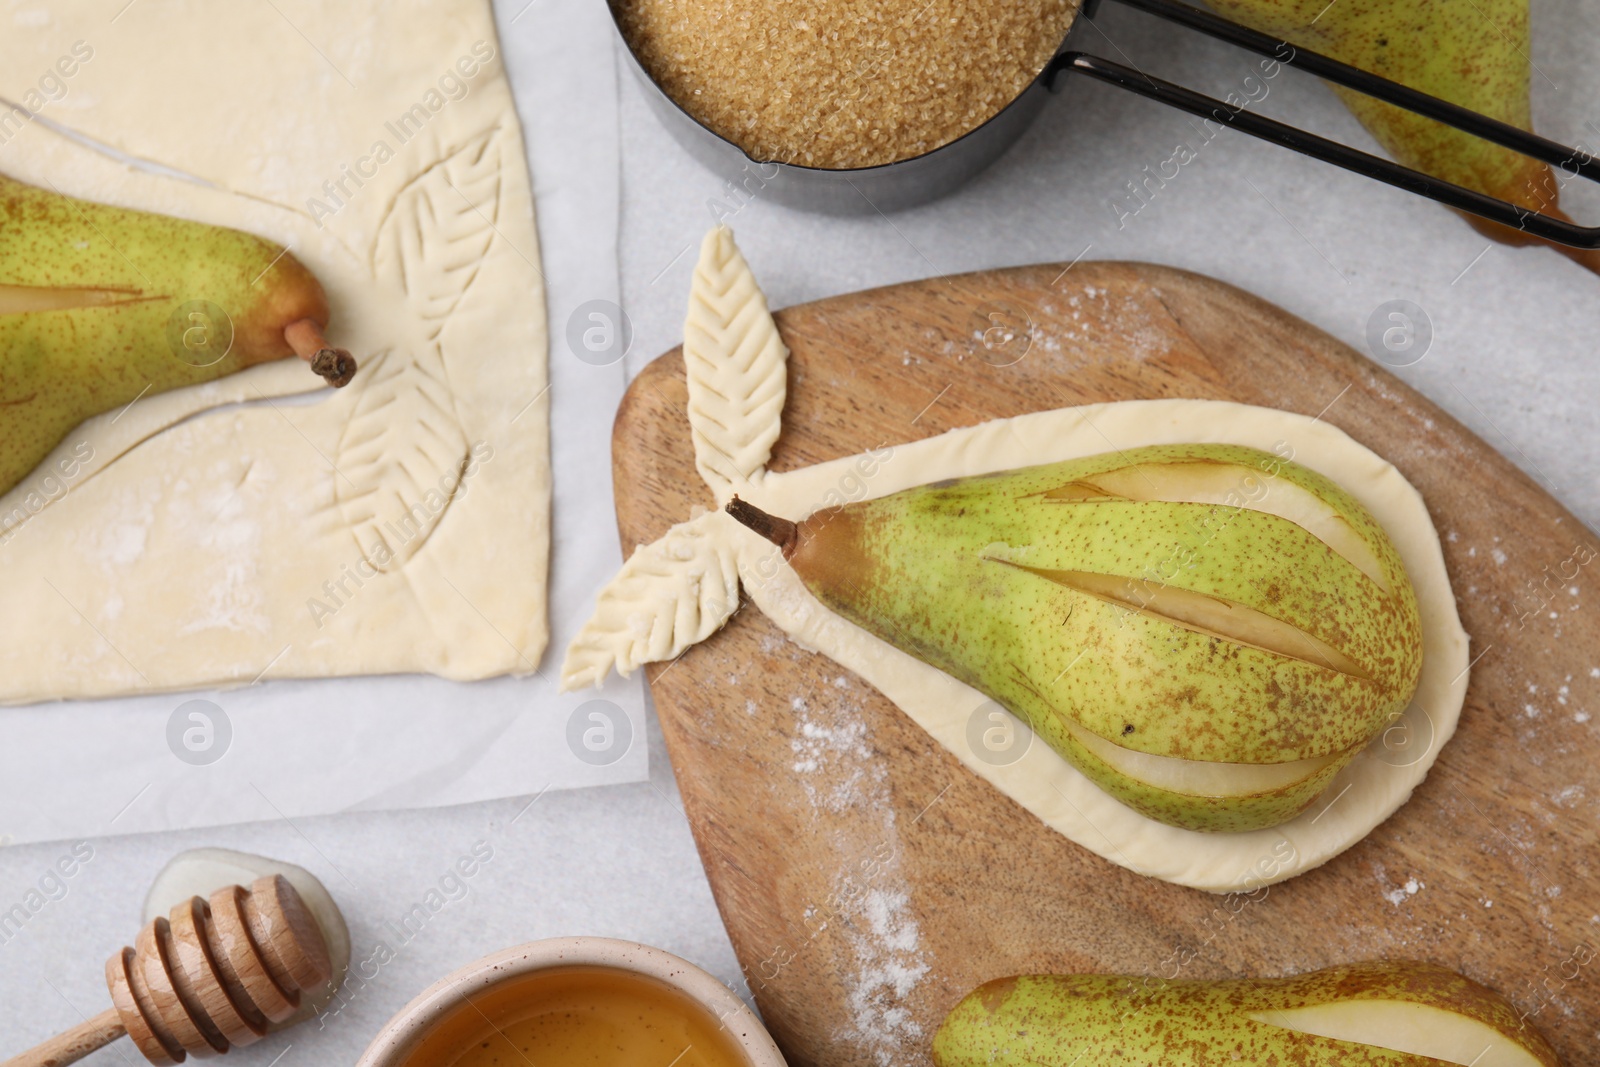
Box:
[560,510,744,691]
[336,127,506,566]
[563,227,787,692]
[684,226,787,498]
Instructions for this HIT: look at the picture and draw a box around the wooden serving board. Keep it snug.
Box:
[613,262,1599,1067]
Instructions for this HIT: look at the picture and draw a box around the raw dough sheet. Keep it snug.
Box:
[0,0,645,844]
[564,229,1469,893]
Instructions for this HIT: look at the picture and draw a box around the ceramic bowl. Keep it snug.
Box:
[355,936,786,1067]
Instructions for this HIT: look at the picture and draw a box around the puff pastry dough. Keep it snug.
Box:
[0,0,548,702]
[564,228,1470,893]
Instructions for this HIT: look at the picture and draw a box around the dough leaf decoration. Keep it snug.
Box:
[684,226,788,499]
[337,128,505,567]
[560,509,744,691]
[562,226,785,689]
[562,226,1473,889]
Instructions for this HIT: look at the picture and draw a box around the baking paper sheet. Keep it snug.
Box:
[0,0,641,846]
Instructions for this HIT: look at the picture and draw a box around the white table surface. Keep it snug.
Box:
[4,0,1598,1063]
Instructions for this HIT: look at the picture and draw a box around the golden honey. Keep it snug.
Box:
[404,966,750,1067]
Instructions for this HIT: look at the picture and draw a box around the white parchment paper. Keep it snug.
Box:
[0,0,641,846]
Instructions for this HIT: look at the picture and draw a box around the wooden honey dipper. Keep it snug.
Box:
[4,875,331,1067]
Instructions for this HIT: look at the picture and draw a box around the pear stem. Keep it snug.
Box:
[285,318,358,388]
[725,497,798,558]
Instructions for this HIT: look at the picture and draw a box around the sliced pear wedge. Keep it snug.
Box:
[1251,1002,1545,1067]
[1046,459,1389,592]
[990,560,1370,679]
[1059,716,1345,797]
[0,282,157,315]
[933,962,1562,1067]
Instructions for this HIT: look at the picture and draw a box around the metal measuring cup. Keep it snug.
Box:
[612,0,1600,248]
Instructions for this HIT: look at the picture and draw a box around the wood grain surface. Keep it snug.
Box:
[612,261,1600,1067]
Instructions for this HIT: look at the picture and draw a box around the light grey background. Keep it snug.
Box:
[3,0,1597,1063]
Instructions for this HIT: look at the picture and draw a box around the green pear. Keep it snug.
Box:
[933,961,1560,1067]
[0,171,357,497]
[727,443,1423,832]
[1205,0,1600,274]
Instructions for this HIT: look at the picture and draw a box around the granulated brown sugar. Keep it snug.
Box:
[613,0,1080,170]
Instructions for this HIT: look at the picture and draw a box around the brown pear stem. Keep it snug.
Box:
[284,318,358,388]
[726,497,798,558]
[1461,208,1600,279]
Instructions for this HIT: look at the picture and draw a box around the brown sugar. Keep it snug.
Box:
[613,0,1081,170]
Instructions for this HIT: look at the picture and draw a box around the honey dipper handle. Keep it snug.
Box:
[1,1008,126,1067]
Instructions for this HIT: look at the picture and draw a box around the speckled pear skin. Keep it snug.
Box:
[0,171,329,495]
[932,962,1563,1067]
[1204,0,1595,268]
[786,444,1423,832]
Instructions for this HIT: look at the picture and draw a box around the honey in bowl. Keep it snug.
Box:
[402,966,752,1067]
